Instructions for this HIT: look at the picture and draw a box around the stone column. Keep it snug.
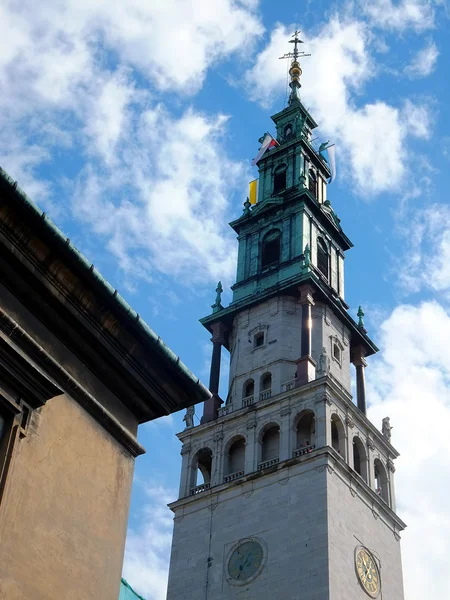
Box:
[366,437,375,489]
[211,429,224,487]
[314,392,331,448]
[179,441,192,498]
[296,285,317,387]
[202,322,227,423]
[351,345,367,415]
[346,414,355,470]
[279,406,292,461]
[245,413,257,474]
[387,458,396,512]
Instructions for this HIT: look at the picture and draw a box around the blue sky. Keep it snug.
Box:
[1,0,450,598]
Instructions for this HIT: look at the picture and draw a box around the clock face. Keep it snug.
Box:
[355,547,380,598]
[228,540,264,582]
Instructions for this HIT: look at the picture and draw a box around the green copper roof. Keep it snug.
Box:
[119,578,147,600]
[0,165,210,405]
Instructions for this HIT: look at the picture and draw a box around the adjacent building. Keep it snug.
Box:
[0,165,210,599]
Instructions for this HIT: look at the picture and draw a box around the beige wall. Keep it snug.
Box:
[0,393,135,600]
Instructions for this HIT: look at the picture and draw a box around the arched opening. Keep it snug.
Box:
[225,438,246,480]
[261,230,281,269]
[294,411,315,454]
[242,379,255,403]
[374,458,390,505]
[273,165,287,194]
[317,237,329,280]
[191,448,213,494]
[260,425,280,468]
[284,124,293,139]
[308,169,317,197]
[352,437,368,483]
[259,372,272,400]
[331,414,345,457]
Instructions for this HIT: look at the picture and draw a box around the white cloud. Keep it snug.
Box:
[362,0,435,31]
[405,40,439,78]
[397,203,450,295]
[244,20,432,196]
[123,483,176,600]
[0,0,256,284]
[367,301,450,599]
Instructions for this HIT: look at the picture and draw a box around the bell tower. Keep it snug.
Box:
[166,32,406,600]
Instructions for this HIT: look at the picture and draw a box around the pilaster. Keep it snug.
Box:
[179,441,192,498]
[279,405,292,461]
[245,412,257,473]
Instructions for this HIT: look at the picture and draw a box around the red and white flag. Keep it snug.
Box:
[251,134,278,166]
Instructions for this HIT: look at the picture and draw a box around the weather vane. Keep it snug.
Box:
[279,30,311,104]
[279,30,311,62]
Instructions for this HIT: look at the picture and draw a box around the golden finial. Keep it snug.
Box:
[279,30,311,104]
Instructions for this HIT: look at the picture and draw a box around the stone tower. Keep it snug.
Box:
[166,32,406,600]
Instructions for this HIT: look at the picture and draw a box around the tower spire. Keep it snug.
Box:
[279,30,311,105]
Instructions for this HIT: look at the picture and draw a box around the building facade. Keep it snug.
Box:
[166,34,406,600]
[0,166,210,600]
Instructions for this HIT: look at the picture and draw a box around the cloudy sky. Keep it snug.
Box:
[1,0,449,598]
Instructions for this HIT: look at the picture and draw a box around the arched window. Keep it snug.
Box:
[273,165,287,194]
[284,124,293,139]
[331,414,345,457]
[374,459,390,505]
[260,425,280,467]
[352,437,368,483]
[259,373,272,400]
[226,438,246,478]
[261,230,281,269]
[295,411,315,453]
[308,169,317,197]
[191,448,212,494]
[243,379,254,399]
[317,237,329,280]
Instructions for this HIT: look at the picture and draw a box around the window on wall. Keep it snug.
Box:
[333,342,341,365]
[254,332,264,348]
[317,237,329,280]
[261,230,281,269]
[243,380,254,398]
[273,165,287,194]
[308,169,317,197]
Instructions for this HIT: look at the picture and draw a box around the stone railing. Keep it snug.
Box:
[224,471,244,483]
[242,395,254,408]
[190,482,210,495]
[258,457,279,470]
[259,389,272,401]
[218,404,233,418]
[281,379,295,392]
[293,444,315,458]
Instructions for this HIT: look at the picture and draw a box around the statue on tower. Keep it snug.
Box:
[183,405,195,429]
[382,417,393,442]
[211,281,224,314]
[316,347,330,377]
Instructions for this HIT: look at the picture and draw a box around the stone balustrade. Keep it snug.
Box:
[224,471,244,483]
[258,457,279,470]
[293,444,315,457]
[281,379,295,392]
[218,404,233,418]
[242,395,254,408]
[259,389,272,401]
[190,482,210,495]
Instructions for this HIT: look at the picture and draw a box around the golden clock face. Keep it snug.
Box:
[355,547,380,598]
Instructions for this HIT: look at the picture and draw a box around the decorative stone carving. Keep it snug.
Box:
[180,443,191,456]
[278,477,290,486]
[346,414,355,429]
[382,417,393,442]
[316,347,330,378]
[213,430,224,443]
[183,406,195,429]
[246,414,257,429]
[372,509,379,520]
[387,458,396,473]
[367,437,375,451]
[280,406,291,417]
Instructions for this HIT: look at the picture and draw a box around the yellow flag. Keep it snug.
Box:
[249,179,258,205]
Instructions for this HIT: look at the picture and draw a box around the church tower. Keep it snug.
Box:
[166,32,406,600]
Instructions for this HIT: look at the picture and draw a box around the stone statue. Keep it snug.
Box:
[183,406,195,429]
[382,417,393,442]
[357,306,365,329]
[316,347,330,378]
[303,243,311,268]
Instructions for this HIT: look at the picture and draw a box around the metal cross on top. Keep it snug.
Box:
[279,30,311,62]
